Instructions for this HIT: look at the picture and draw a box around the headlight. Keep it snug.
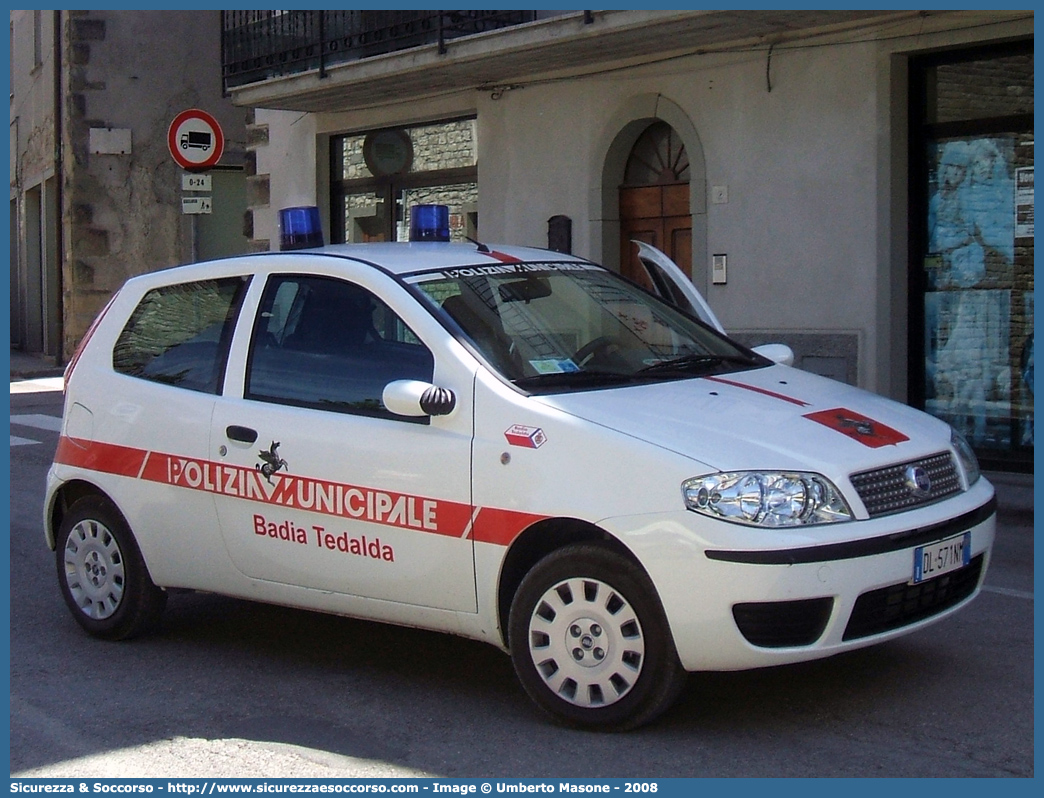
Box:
[682,471,853,527]
[950,428,981,487]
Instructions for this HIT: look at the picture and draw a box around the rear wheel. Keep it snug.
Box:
[508,543,686,730]
[55,496,166,640]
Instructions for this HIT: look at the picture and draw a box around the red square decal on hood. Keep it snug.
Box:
[803,408,910,448]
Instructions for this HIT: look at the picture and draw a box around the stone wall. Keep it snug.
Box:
[337,119,477,180]
[59,10,248,359]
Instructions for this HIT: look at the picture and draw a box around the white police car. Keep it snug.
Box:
[45,206,994,730]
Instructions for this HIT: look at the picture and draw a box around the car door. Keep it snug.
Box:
[632,240,725,333]
[209,263,478,612]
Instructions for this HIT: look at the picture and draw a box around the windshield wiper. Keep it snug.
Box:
[513,354,759,390]
[637,353,755,375]
[512,370,637,389]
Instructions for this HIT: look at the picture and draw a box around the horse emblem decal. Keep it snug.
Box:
[256,441,288,484]
[802,408,910,449]
[834,415,875,436]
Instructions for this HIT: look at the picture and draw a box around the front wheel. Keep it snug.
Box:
[508,543,687,730]
[55,496,166,640]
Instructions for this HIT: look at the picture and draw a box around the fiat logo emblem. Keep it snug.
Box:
[904,465,932,498]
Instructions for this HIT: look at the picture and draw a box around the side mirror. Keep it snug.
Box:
[751,343,795,367]
[382,380,457,417]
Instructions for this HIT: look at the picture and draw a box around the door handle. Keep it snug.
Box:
[226,425,258,445]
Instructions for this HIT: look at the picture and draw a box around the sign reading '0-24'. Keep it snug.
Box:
[167,109,224,171]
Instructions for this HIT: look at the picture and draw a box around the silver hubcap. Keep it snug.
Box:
[527,577,645,708]
[63,519,125,620]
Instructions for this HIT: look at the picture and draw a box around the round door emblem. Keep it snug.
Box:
[904,465,932,498]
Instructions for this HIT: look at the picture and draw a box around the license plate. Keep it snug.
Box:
[913,532,971,584]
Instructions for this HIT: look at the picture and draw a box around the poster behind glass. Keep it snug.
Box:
[923,134,1033,456]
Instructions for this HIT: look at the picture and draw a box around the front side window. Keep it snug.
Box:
[113,277,248,394]
[245,274,434,419]
[407,262,765,393]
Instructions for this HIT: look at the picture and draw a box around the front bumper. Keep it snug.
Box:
[601,477,996,672]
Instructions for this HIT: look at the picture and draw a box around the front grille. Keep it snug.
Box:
[850,452,961,518]
[733,597,834,648]
[842,554,983,641]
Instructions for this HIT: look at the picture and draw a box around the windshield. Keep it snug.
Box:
[406,261,767,393]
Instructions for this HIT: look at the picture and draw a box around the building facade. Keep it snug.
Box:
[9,9,250,362]
[225,10,1033,470]
[12,11,1029,471]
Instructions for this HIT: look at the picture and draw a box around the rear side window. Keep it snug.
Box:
[113,276,249,394]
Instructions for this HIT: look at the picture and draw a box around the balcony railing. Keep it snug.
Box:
[222,10,537,91]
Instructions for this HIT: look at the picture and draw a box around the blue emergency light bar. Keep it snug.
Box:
[409,204,450,242]
[279,206,324,251]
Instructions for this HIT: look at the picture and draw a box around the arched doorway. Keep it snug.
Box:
[619,121,691,285]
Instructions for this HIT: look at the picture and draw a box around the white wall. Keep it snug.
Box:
[255,109,318,249]
[472,41,881,384]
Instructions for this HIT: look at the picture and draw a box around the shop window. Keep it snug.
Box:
[911,41,1034,470]
[331,118,478,243]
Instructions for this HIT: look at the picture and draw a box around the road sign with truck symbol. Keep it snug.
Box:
[168,109,224,171]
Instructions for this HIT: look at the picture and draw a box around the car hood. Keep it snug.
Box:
[533,365,952,477]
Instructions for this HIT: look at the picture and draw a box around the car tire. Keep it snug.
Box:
[508,543,687,731]
[55,496,167,640]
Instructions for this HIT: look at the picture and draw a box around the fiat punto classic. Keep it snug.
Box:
[45,223,995,730]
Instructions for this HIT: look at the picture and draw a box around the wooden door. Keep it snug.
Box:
[619,183,691,287]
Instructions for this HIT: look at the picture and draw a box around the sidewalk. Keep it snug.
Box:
[9,349,65,381]
[8,348,1033,513]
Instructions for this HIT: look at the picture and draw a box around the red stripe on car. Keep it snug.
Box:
[487,250,522,264]
[470,507,549,546]
[703,375,811,407]
[53,436,545,544]
[54,437,149,478]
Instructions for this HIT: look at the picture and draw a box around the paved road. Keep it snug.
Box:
[9,379,1034,778]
